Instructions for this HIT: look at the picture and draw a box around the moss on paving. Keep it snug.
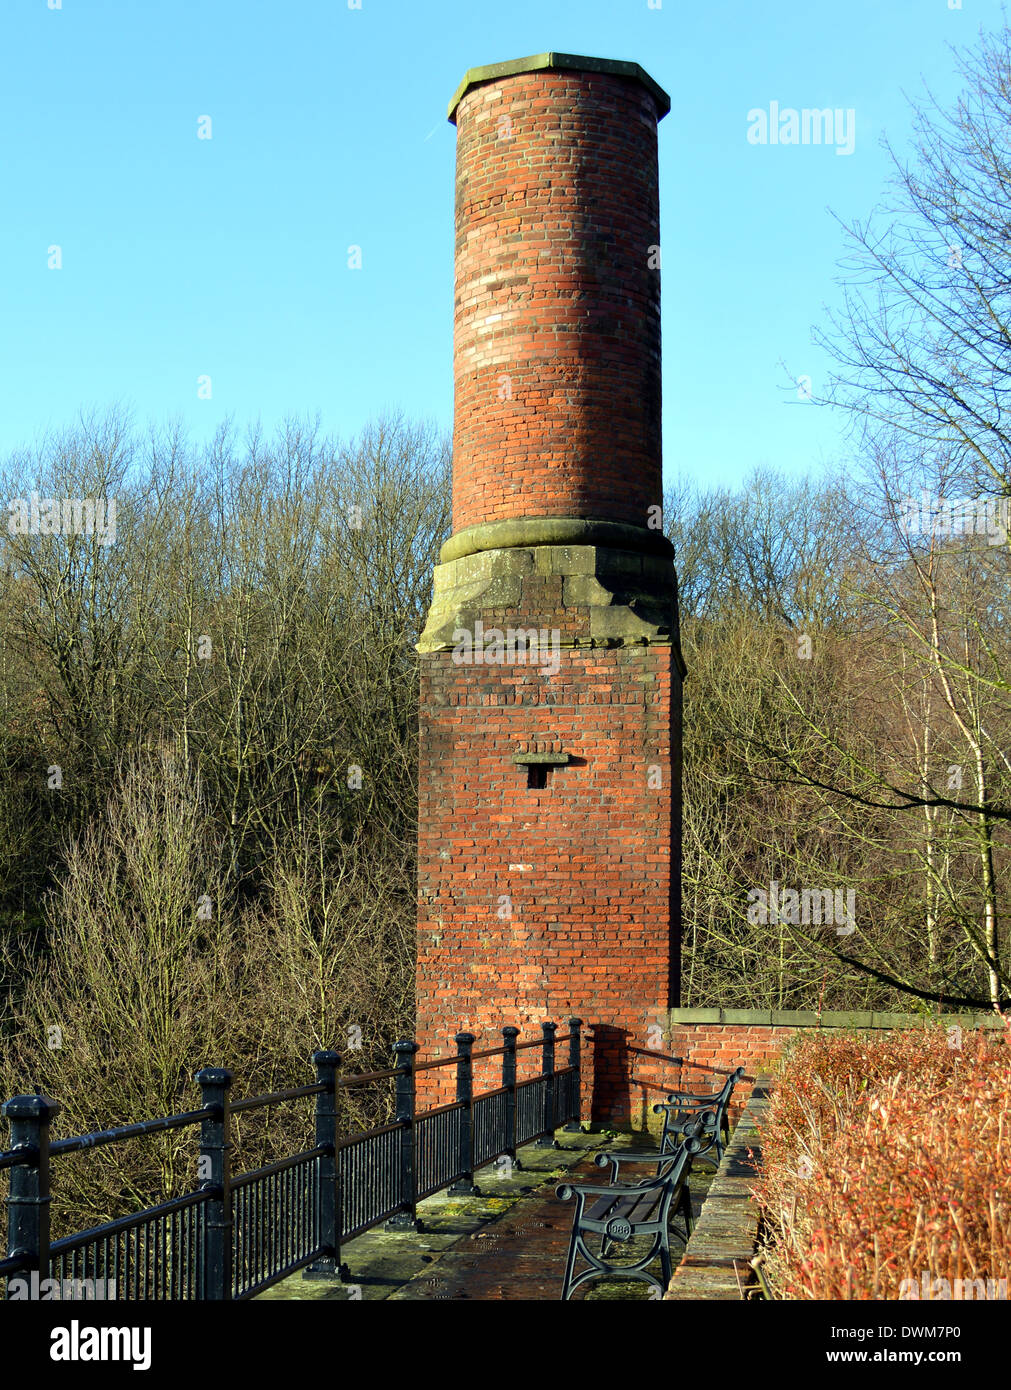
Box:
[255,1129,714,1303]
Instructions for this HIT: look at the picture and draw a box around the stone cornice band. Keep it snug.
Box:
[440,517,675,565]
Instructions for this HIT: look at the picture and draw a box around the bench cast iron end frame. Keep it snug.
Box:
[555,1130,704,1301]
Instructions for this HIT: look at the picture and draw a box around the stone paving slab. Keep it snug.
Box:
[390,1145,711,1302]
[255,1126,713,1302]
[664,1267,750,1298]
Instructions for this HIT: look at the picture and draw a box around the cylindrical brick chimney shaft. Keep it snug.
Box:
[448,54,670,550]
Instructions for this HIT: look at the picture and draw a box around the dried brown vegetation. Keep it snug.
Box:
[755,1029,1011,1299]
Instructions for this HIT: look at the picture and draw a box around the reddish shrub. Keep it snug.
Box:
[755,1026,1011,1300]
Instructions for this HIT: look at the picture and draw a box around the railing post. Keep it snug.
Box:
[385,1039,421,1232]
[304,1050,349,1282]
[448,1032,479,1196]
[2,1094,58,1300]
[536,1021,558,1147]
[564,1017,583,1131]
[502,1025,522,1170]
[196,1067,233,1300]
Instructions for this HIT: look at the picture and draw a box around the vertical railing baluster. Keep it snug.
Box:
[536,1022,558,1147]
[2,1094,59,1301]
[196,1067,233,1300]
[384,1040,420,1231]
[449,1032,478,1195]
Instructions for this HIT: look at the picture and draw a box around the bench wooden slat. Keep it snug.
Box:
[587,1188,663,1228]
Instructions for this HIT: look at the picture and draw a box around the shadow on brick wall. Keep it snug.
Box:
[588,1023,633,1127]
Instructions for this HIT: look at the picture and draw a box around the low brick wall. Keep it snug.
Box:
[667,1008,1004,1130]
[665,1075,771,1300]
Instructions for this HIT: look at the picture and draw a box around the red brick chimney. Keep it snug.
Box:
[415,53,684,1126]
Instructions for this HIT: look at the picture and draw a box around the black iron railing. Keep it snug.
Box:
[0,1019,582,1301]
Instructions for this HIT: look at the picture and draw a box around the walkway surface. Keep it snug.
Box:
[256,1127,714,1302]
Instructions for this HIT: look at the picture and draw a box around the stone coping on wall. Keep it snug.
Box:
[664,1075,771,1300]
[669,1007,1004,1029]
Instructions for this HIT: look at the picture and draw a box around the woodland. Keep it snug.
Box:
[1,25,1009,1225]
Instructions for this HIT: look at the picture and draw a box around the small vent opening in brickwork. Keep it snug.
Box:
[513,750,571,790]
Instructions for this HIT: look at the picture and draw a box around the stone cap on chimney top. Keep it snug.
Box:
[447,51,671,124]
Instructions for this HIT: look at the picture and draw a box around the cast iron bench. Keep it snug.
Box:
[654,1065,745,1169]
[555,1125,704,1300]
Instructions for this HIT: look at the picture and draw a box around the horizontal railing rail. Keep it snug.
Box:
[231,1083,326,1113]
[337,1118,405,1147]
[0,1018,585,1301]
[50,1107,214,1158]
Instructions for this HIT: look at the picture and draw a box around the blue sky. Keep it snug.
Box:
[0,0,1003,490]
